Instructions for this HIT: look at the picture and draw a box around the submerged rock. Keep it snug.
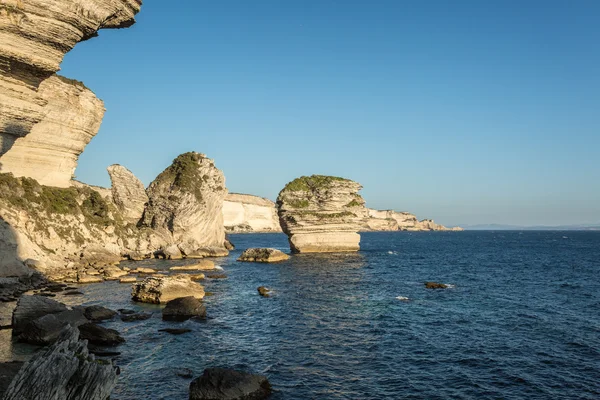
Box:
[424,282,449,289]
[78,323,125,347]
[121,312,152,322]
[277,175,367,253]
[162,296,206,321]
[189,368,272,400]
[131,275,205,304]
[238,248,290,263]
[257,287,272,298]
[3,326,118,400]
[159,328,192,335]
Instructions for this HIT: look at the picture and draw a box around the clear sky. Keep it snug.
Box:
[60,0,600,227]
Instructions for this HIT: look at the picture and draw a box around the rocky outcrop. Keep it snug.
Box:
[223,193,281,233]
[277,175,368,253]
[141,152,228,255]
[2,325,119,400]
[363,209,463,232]
[0,0,141,186]
[238,248,290,263]
[107,164,148,223]
[162,296,206,321]
[131,274,205,304]
[189,368,272,400]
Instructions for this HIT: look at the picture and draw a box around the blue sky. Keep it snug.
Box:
[60,0,600,227]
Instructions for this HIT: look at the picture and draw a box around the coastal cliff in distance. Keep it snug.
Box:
[0,0,141,186]
[363,209,463,232]
[223,193,282,233]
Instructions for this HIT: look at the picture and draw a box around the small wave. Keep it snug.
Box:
[445,284,456,288]
[387,251,397,255]
[214,265,223,270]
[395,296,409,301]
[562,236,568,239]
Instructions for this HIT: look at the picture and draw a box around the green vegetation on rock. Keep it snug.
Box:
[297,211,356,220]
[344,199,362,207]
[153,152,205,202]
[282,175,349,192]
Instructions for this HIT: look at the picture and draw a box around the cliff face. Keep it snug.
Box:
[364,209,463,232]
[107,164,147,224]
[223,193,281,233]
[277,175,368,253]
[141,152,228,253]
[0,0,141,185]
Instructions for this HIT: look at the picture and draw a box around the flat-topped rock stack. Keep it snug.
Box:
[276,175,368,253]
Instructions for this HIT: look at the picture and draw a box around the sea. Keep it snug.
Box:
[1,231,599,399]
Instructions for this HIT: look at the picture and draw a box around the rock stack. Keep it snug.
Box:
[276,175,367,253]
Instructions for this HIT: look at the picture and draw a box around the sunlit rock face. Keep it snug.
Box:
[277,175,368,253]
[223,193,281,233]
[141,152,228,254]
[0,0,141,185]
[107,164,148,224]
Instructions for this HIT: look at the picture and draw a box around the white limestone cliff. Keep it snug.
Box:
[223,193,281,233]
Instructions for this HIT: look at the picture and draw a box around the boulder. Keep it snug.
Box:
[189,274,206,281]
[224,238,235,250]
[77,274,103,284]
[140,152,228,254]
[17,309,88,346]
[162,296,206,321]
[170,260,215,271]
[276,175,368,253]
[189,368,272,400]
[82,305,117,322]
[131,275,205,304]
[257,287,272,297]
[121,312,152,322]
[424,282,449,289]
[11,295,67,336]
[78,323,125,347]
[3,326,119,400]
[238,248,290,263]
[102,266,128,280]
[119,276,137,283]
[132,267,156,274]
[154,245,183,260]
[107,165,149,224]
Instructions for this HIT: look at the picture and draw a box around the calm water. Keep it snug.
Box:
[3,231,600,399]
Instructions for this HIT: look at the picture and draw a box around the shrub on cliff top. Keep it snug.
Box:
[153,152,205,202]
[282,175,349,192]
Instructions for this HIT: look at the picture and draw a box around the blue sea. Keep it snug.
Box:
[3,231,600,399]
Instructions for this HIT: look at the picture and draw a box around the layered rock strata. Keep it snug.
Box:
[0,0,141,186]
[277,175,368,253]
[131,274,205,304]
[3,325,119,400]
[141,152,228,255]
[223,193,281,232]
[363,209,463,231]
[107,164,148,223]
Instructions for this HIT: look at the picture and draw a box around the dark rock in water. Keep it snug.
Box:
[0,361,23,398]
[82,305,117,322]
[78,323,125,347]
[189,368,272,400]
[37,293,56,297]
[159,328,192,335]
[87,345,121,357]
[205,274,227,279]
[175,368,194,378]
[64,287,78,291]
[257,286,271,297]
[18,309,88,346]
[11,295,68,336]
[162,296,206,321]
[44,286,65,293]
[121,312,152,322]
[424,282,449,289]
[63,291,84,296]
[118,309,136,315]
[2,326,118,400]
